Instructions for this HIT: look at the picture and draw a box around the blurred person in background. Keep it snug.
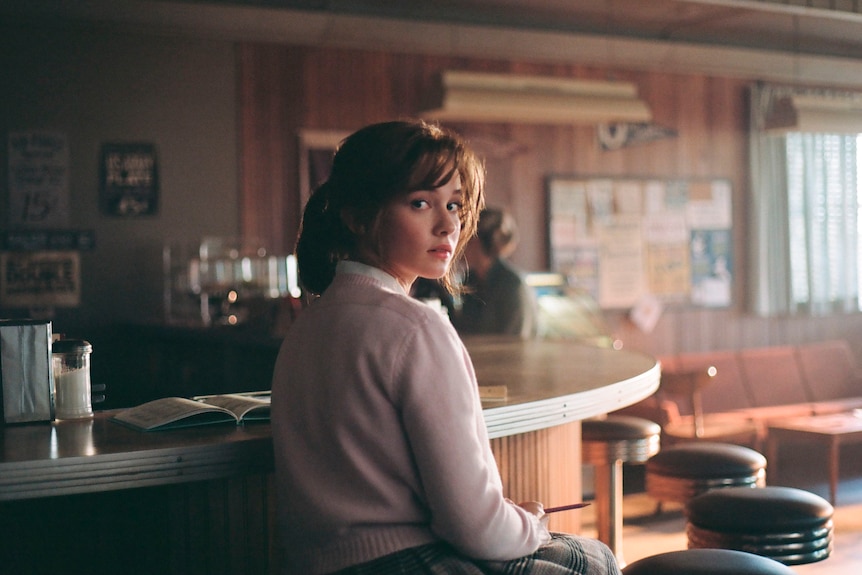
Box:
[455,207,537,339]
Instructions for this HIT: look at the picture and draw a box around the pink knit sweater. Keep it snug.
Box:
[271,262,548,574]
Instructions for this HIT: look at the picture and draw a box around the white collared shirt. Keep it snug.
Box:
[336,260,407,295]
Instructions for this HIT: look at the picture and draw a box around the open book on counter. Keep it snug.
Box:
[111,392,271,431]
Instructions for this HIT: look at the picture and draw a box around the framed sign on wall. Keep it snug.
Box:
[99,142,159,217]
[547,175,733,310]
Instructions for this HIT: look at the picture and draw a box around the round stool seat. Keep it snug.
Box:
[686,486,833,565]
[622,549,798,575]
[582,416,661,464]
[646,442,767,505]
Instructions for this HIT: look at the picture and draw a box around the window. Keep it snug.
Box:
[748,82,862,316]
[784,133,860,312]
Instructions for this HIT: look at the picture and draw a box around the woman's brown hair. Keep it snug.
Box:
[295,120,485,295]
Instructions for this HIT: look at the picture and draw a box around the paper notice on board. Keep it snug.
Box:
[586,179,614,223]
[646,242,690,299]
[687,180,732,229]
[630,293,664,333]
[690,229,732,307]
[613,180,643,214]
[643,180,668,214]
[596,215,644,308]
[549,179,590,245]
[644,211,690,299]
[644,211,688,244]
[550,179,588,216]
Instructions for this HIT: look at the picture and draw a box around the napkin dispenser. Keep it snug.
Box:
[0,319,54,424]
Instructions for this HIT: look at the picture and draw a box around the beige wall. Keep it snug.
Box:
[0,22,239,334]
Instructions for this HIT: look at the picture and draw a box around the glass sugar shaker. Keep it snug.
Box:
[52,339,94,420]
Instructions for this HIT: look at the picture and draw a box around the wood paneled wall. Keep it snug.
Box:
[238,42,862,360]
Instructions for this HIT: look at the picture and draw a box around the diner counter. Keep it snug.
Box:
[0,339,658,501]
[0,414,274,501]
[0,338,658,574]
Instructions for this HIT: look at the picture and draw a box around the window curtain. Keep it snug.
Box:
[748,83,860,316]
[748,83,793,315]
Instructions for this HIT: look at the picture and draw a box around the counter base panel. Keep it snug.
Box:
[491,420,583,534]
[0,474,277,575]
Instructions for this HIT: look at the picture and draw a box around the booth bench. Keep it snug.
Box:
[618,339,862,448]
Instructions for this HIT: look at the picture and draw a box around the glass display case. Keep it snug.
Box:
[525,272,620,349]
[163,237,302,328]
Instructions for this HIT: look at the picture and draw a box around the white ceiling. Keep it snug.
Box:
[4,0,862,86]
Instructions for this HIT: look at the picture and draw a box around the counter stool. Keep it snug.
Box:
[622,549,798,575]
[686,485,833,565]
[582,415,661,565]
[645,441,766,512]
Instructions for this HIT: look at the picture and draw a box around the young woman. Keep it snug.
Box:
[270,120,620,575]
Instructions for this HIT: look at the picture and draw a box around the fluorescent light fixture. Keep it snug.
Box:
[765,93,862,134]
[418,70,652,125]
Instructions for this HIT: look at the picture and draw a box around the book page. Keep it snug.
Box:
[200,394,270,421]
[112,397,236,431]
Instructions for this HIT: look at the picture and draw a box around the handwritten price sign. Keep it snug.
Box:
[7,132,70,228]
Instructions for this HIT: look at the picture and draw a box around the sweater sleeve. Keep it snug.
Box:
[394,317,549,560]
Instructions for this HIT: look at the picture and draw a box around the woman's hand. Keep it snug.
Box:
[516,500,551,529]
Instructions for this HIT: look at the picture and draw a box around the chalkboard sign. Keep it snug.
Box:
[547,175,732,309]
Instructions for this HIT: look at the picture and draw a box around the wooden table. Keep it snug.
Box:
[0,337,659,574]
[767,411,862,505]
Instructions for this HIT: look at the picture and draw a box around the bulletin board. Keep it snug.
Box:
[547,175,733,310]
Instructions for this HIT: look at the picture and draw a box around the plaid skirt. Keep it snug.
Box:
[330,533,621,575]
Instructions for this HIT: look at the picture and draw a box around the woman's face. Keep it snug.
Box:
[363,175,463,292]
